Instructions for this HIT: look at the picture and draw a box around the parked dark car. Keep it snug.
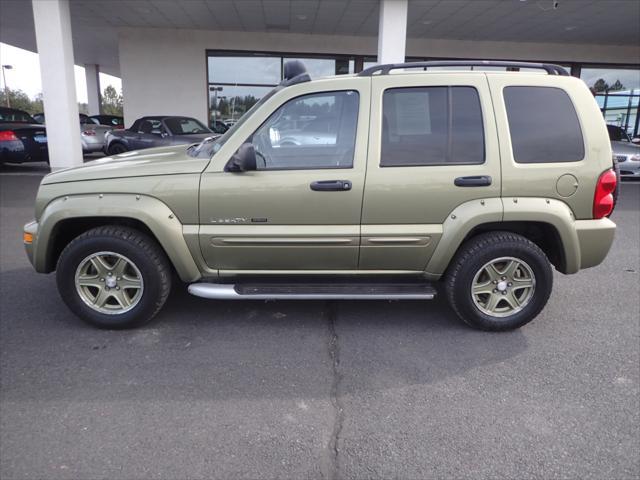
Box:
[105,116,216,155]
[91,114,124,129]
[0,107,48,165]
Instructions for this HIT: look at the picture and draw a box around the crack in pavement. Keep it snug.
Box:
[323,301,344,480]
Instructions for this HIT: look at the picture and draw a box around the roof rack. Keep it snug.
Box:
[358,60,569,76]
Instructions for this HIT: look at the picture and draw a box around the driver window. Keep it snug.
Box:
[250,90,359,170]
[138,119,164,135]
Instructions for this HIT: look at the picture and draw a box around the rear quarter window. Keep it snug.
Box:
[504,86,584,163]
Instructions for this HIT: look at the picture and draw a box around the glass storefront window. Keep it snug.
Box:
[207,56,281,85]
[582,67,640,136]
[284,58,334,77]
[207,52,357,128]
[581,67,640,93]
[208,85,273,127]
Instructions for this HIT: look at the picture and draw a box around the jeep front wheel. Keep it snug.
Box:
[445,232,553,331]
[56,226,171,329]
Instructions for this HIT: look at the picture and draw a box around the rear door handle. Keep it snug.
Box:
[310,180,352,191]
[454,175,492,187]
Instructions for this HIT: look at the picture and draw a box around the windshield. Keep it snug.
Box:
[0,109,37,124]
[164,117,211,135]
[188,86,282,158]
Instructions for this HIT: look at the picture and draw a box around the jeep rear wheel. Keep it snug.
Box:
[445,232,553,331]
[56,226,171,329]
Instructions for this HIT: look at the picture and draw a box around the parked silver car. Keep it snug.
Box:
[608,125,640,178]
[33,113,112,154]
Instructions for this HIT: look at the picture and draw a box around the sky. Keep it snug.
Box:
[0,42,122,103]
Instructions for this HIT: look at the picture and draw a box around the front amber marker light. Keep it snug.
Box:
[23,232,34,244]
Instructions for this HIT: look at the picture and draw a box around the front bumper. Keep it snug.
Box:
[23,220,38,268]
[618,159,640,177]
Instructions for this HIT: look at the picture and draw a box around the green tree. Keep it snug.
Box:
[101,85,123,115]
[593,78,609,93]
[609,79,625,91]
[0,88,39,113]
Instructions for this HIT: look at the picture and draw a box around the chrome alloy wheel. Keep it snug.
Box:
[471,256,536,318]
[74,251,144,315]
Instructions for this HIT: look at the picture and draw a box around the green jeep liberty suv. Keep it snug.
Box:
[23,61,617,331]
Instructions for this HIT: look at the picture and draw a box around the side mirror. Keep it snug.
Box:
[225,143,257,172]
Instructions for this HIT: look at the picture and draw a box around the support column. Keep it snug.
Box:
[377,0,408,64]
[85,64,102,115]
[32,0,83,169]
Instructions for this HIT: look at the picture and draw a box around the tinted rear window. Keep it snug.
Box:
[504,86,584,163]
[381,86,484,166]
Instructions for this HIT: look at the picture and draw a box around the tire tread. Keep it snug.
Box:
[57,225,171,328]
[445,231,552,331]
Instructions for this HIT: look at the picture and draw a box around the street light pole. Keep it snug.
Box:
[209,86,223,126]
[1,65,13,108]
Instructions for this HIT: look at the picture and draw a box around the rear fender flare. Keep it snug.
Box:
[425,197,580,276]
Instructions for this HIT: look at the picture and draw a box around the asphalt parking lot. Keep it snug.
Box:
[1,163,638,480]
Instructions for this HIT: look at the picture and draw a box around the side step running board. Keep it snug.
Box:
[188,283,437,300]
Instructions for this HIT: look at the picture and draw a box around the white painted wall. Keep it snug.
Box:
[119,26,640,126]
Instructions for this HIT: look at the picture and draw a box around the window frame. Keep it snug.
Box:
[244,89,361,172]
[379,85,486,168]
[503,85,586,164]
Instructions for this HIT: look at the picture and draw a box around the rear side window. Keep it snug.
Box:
[381,86,485,167]
[504,86,584,163]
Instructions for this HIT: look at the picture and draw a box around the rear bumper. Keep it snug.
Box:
[81,137,106,152]
[0,141,48,163]
[575,218,616,270]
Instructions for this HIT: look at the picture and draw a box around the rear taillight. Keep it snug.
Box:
[82,130,96,136]
[0,130,18,142]
[593,169,617,219]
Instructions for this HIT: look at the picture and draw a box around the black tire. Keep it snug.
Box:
[56,226,171,329]
[107,142,128,155]
[445,231,553,331]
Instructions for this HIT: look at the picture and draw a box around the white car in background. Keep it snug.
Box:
[33,113,113,154]
[607,124,640,178]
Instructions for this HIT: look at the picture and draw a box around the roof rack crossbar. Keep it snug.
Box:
[358,61,569,76]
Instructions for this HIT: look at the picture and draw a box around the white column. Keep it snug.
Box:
[32,0,83,169]
[84,64,102,116]
[377,0,408,64]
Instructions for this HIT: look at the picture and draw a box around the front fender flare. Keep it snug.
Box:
[34,193,201,282]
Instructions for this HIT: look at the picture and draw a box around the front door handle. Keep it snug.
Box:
[454,175,492,187]
[310,180,352,191]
